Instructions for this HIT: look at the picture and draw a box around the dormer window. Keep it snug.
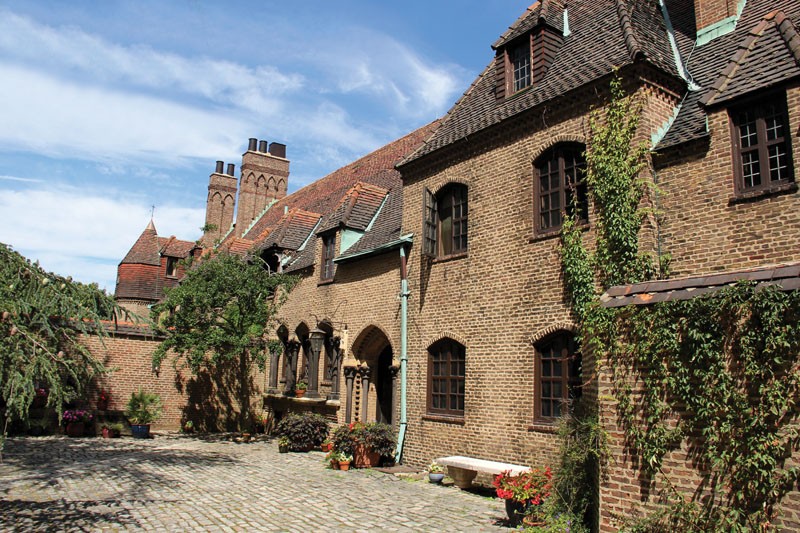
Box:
[320,233,336,282]
[166,257,178,278]
[512,42,531,92]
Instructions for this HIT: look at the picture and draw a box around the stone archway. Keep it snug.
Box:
[350,326,396,425]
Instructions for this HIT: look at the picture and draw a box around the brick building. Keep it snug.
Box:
[109,0,800,528]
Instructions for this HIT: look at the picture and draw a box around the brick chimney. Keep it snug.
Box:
[235,138,290,236]
[201,160,238,246]
[694,0,741,35]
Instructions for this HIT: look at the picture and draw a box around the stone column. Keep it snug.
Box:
[267,344,281,394]
[343,366,357,423]
[327,337,342,401]
[283,340,300,396]
[306,338,322,400]
[389,365,400,429]
[359,365,372,422]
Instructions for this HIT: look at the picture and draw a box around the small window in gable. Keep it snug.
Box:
[512,41,531,93]
[731,94,794,195]
[422,184,468,259]
[534,144,588,234]
[320,234,336,282]
[166,257,178,278]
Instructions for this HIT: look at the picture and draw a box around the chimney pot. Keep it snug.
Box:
[248,138,258,151]
[215,161,224,174]
[227,163,235,176]
[258,140,268,153]
[268,142,287,159]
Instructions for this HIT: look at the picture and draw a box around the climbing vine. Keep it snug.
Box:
[560,74,800,531]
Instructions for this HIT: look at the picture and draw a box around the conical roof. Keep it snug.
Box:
[120,219,161,266]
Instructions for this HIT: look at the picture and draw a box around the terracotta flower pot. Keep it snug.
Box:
[353,444,380,468]
[320,442,332,452]
[294,389,306,398]
[338,461,351,471]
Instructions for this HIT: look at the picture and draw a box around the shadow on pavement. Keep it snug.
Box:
[0,498,140,530]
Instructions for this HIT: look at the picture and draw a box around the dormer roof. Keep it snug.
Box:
[400,0,678,167]
[657,0,800,150]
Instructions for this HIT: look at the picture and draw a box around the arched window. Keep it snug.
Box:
[534,144,587,234]
[423,183,468,257]
[535,332,581,419]
[427,339,466,417]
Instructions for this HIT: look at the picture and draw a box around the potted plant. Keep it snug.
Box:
[278,436,290,453]
[428,461,445,484]
[492,467,553,527]
[182,420,194,433]
[28,417,50,437]
[331,421,396,468]
[274,412,329,451]
[334,450,353,471]
[63,409,93,437]
[101,422,123,438]
[320,438,333,453]
[124,390,163,439]
[295,380,308,398]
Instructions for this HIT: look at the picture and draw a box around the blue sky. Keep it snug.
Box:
[0,0,529,291]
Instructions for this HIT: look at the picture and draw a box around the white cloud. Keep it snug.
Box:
[0,63,248,165]
[0,10,304,113]
[311,29,464,118]
[0,186,205,290]
[0,175,42,183]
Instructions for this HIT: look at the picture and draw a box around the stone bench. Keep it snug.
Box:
[435,456,531,489]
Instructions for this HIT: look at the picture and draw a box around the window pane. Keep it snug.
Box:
[769,144,789,182]
[742,151,761,188]
[738,112,758,147]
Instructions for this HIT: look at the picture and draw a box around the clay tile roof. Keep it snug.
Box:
[120,220,161,266]
[401,0,677,166]
[700,10,800,107]
[657,0,800,150]
[240,120,439,250]
[601,261,800,307]
[218,237,255,257]
[339,187,403,257]
[159,236,198,258]
[259,208,322,251]
[317,182,389,234]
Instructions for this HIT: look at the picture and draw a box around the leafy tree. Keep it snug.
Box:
[0,243,122,453]
[151,252,297,431]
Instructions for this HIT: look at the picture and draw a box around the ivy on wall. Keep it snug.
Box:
[560,74,800,530]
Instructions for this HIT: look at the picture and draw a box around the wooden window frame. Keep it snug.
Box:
[730,93,794,196]
[535,333,582,421]
[320,233,336,282]
[534,144,588,235]
[423,184,468,259]
[427,339,466,418]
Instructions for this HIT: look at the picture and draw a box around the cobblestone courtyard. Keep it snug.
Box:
[0,435,510,532]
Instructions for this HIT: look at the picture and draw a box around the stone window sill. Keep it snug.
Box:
[527,422,558,434]
[422,414,465,425]
[431,252,467,264]
[729,181,797,205]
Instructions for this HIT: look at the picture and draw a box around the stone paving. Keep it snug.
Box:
[0,434,512,532]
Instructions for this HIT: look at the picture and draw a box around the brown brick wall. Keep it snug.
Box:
[81,328,268,432]
[599,82,800,530]
[694,0,739,31]
[397,76,679,472]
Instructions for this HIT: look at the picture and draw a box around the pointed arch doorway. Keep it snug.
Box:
[351,326,397,425]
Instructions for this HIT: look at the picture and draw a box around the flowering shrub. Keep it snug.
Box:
[63,409,93,423]
[35,388,47,397]
[98,390,109,402]
[493,466,553,504]
[331,421,396,458]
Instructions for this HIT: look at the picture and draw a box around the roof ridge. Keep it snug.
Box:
[616,0,643,60]
[773,11,800,66]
